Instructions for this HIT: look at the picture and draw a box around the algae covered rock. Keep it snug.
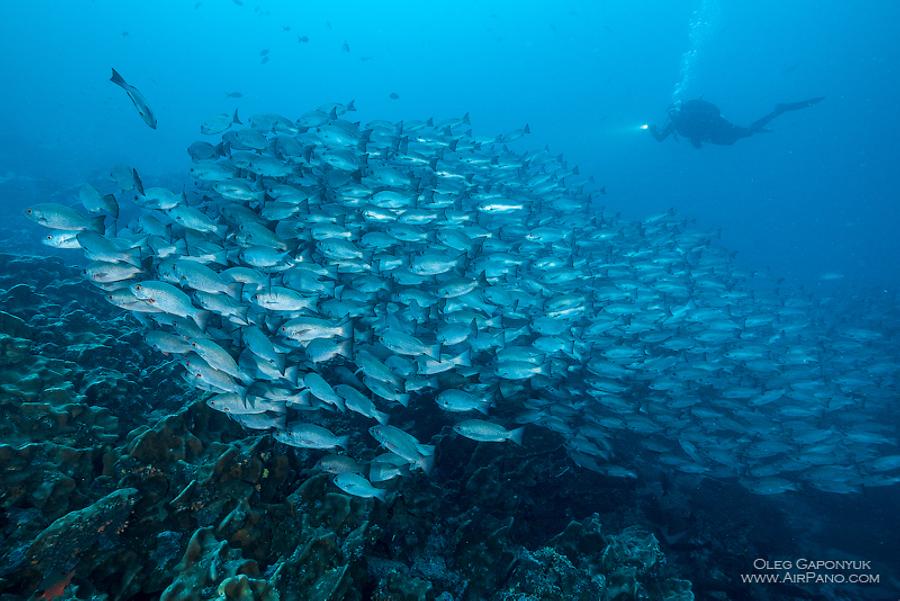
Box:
[18,487,138,598]
[497,546,605,601]
[160,527,273,601]
[0,310,31,338]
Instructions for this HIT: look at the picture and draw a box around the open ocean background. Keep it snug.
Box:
[1,0,898,291]
[1,1,898,600]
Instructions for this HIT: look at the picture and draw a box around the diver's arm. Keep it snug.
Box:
[649,121,674,142]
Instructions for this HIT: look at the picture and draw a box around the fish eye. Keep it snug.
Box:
[25,208,32,214]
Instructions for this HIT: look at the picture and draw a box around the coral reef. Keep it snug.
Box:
[0,254,695,600]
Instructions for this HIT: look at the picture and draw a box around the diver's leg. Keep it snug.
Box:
[749,97,824,132]
[711,126,753,145]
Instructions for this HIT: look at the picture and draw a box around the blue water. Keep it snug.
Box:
[1,0,897,289]
[2,1,899,598]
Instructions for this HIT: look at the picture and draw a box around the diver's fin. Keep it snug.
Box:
[775,97,825,113]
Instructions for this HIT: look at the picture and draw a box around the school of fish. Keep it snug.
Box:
[25,102,900,500]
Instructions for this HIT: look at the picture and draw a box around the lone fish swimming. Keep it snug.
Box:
[110,68,157,129]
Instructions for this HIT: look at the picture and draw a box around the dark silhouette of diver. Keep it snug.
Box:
[649,97,824,148]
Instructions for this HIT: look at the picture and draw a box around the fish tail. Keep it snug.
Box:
[283,365,301,386]
[90,214,106,233]
[226,282,242,300]
[110,67,126,87]
[132,168,145,196]
[126,247,141,267]
[337,318,354,340]
[337,339,353,358]
[192,309,210,331]
[417,453,435,475]
[102,193,120,219]
[232,108,242,125]
[508,427,525,446]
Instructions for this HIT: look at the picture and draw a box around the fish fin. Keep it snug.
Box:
[347,99,356,112]
[110,67,126,87]
[417,453,435,475]
[90,214,106,233]
[102,193,120,218]
[337,339,353,358]
[226,282,242,300]
[280,365,300,386]
[508,427,525,446]
[192,310,210,331]
[132,168,145,195]
[338,317,353,340]
[126,247,141,267]
[454,349,471,368]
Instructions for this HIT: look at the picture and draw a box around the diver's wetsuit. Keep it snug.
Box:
[650,97,823,148]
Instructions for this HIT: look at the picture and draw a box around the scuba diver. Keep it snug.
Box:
[648,97,824,148]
